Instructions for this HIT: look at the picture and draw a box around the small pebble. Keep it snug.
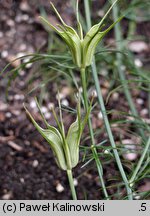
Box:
[14,94,24,100]
[12,110,21,116]
[41,106,48,113]
[0,102,7,111]
[112,92,119,101]
[124,152,137,161]
[20,1,30,11]
[8,95,14,101]
[45,112,51,119]
[98,9,104,17]
[6,29,16,37]
[19,81,25,87]
[0,31,3,38]
[2,193,12,200]
[48,103,54,110]
[22,14,29,21]
[24,141,30,146]
[122,139,137,161]
[134,58,143,68]
[30,100,37,109]
[133,193,141,200]
[141,109,148,116]
[104,149,110,154]
[1,50,8,58]
[61,99,69,107]
[20,178,25,183]
[56,183,64,193]
[8,141,23,152]
[15,15,22,23]
[61,87,71,97]
[19,44,27,51]
[73,178,78,187]
[7,19,15,27]
[0,112,5,121]
[19,70,25,76]
[98,111,103,119]
[32,160,39,168]
[128,41,148,53]
[136,98,144,105]
[5,112,12,118]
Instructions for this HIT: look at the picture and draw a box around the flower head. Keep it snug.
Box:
[40,0,122,69]
[24,97,91,170]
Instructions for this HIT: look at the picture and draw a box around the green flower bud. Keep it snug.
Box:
[24,97,91,170]
[39,0,122,69]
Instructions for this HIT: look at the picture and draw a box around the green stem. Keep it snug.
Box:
[148,83,150,118]
[91,60,133,200]
[80,67,109,200]
[84,0,132,200]
[112,0,145,140]
[67,169,77,200]
[84,0,92,31]
[129,136,150,185]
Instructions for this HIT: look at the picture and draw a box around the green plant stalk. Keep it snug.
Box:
[148,83,150,118]
[84,0,92,31]
[112,1,145,140]
[84,0,132,200]
[80,68,109,200]
[129,136,150,185]
[67,169,77,200]
[91,61,133,200]
[52,107,77,199]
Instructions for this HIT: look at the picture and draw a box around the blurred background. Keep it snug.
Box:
[0,0,150,199]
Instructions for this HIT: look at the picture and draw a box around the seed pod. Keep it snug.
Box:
[39,0,122,69]
[24,97,91,170]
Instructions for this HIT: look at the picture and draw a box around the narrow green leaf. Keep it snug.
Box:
[50,2,66,26]
[39,16,62,34]
[35,97,50,128]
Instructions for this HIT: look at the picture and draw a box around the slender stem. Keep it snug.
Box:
[81,68,95,145]
[80,68,109,200]
[112,0,145,140]
[91,61,133,200]
[129,137,150,185]
[148,83,150,118]
[84,0,92,31]
[67,169,77,200]
[84,0,132,200]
